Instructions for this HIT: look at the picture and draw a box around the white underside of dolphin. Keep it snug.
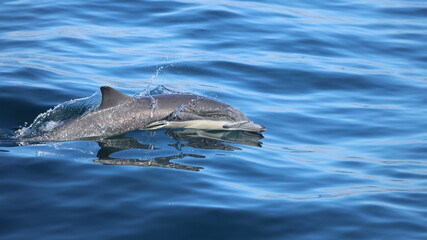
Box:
[144,120,257,131]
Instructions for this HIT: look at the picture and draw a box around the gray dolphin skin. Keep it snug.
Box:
[36,86,265,141]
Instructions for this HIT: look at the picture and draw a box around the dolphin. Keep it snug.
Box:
[33,86,265,142]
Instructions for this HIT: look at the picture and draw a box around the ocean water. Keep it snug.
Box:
[1,0,427,239]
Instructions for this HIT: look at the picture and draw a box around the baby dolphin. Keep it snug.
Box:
[36,86,265,141]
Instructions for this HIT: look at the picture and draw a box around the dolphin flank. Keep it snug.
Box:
[34,86,266,142]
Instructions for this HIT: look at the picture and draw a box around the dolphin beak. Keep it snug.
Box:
[240,122,266,133]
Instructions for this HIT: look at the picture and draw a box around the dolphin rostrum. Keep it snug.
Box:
[34,86,265,142]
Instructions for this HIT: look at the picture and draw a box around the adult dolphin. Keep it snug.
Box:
[34,86,265,142]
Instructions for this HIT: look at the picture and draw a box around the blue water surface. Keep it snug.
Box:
[1,0,427,239]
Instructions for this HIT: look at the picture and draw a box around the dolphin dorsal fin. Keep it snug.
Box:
[98,86,132,110]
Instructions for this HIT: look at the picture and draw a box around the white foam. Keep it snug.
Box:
[41,120,63,132]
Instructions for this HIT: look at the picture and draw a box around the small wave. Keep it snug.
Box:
[13,84,196,141]
[14,91,100,139]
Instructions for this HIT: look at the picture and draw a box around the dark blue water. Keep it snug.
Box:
[1,0,427,239]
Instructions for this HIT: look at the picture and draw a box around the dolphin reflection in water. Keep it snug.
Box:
[93,129,264,171]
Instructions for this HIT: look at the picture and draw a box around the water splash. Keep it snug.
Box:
[13,82,186,141]
[14,91,100,139]
[134,64,177,98]
[149,97,158,119]
[166,105,185,121]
